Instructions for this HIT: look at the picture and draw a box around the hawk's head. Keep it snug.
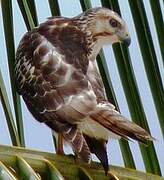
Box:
[76,7,131,48]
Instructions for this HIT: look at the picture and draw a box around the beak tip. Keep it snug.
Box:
[123,37,131,47]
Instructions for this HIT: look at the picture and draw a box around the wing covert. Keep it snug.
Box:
[15,18,92,121]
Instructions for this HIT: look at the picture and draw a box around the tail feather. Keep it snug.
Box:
[46,120,91,163]
[63,126,91,163]
[84,135,109,175]
[90,103,154,143]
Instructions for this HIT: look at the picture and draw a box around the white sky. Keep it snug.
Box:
[0,0,164,175]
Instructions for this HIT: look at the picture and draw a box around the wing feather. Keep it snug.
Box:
[15,18,92,123]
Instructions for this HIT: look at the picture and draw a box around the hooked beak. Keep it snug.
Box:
[122,35,131,47]
[117,31,131,47]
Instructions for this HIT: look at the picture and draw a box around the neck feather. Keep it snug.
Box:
[73,15,103,61]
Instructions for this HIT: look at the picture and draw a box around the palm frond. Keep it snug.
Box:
[17,0,35,30]
[129,0,164,141]
[0,145,163,180]
[0,70,20,146]
[149,0,164,63]
[48,0,61,16]
[1,0,25,147]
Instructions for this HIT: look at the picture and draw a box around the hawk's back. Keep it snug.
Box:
[15,17,92,123]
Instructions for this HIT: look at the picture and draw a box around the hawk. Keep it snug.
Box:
[15,7,153,175]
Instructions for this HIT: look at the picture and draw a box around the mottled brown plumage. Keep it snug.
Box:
[15,7,153,175]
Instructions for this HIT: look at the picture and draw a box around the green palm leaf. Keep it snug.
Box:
[0,145,163,180]
[1,0,25,147]
[17,0,35,30]
[0,70,20,146]
[150,0,164,63]
[128,0,164,140]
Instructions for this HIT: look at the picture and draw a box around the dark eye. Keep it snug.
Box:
[109,19,118,28]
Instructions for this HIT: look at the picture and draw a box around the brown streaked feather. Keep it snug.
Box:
[45,119,71,133]
[87,61,107,103]
[47,120,91,163]
[62,127,91,163]
[46,120,91,162]
[90,104,154,143]
[84,135,109,175]
[15,18,91,117]
[79,137,92,163]
[38,20,90,73]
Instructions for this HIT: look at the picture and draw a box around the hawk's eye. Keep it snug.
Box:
[109,19,118,28]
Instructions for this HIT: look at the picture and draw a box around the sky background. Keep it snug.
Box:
[0,0,164,175]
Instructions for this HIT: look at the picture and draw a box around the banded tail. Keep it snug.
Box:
[90,103,154,143]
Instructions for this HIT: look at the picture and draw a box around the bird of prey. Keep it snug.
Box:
[15,7,153,175]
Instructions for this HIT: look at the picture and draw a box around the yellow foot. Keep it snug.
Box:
[108,171,119,180]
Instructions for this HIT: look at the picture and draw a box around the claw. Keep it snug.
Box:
[108,171,119,180]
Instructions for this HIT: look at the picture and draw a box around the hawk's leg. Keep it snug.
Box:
[53,131,64,155]
[56,133,64,154]
[108,172,120,180]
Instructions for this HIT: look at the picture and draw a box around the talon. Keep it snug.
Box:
[108,171,119,180]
